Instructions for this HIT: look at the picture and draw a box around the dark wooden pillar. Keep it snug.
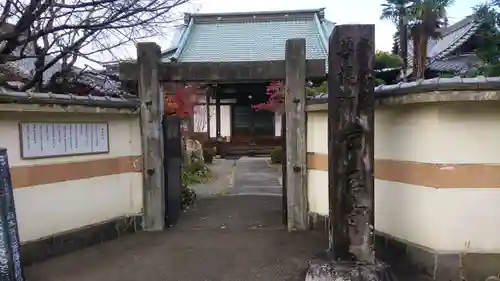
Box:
[215,87,221,138]
[136,42,165,231]
[281,114,287,225]
[163,116,182,226]
[249,94,255,136]
[206,87,211,139]
[328,25,375,262]
[284,38,308,231]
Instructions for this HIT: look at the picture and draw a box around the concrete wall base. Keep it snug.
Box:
[310,214,500,281]
[21,215,142,266]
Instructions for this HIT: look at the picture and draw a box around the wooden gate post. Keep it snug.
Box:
[137,42,165,231]
[284,38,308,231]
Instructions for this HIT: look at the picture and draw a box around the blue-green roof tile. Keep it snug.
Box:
[177,20,327,62]
[161,8,332,69]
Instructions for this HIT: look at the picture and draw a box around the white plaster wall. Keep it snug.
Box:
[308,170,329,216]
[376,102,500,163]
[306,101,500,253]
[15,173,142,242]
[0,112,142,242]
[306,112,328,154]
[376,101,500,252]
[375,104,441,163]
[306,112,329,216]
[376,180,500,252]
[435,102,500,164]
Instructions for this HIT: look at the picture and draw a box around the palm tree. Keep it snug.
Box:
[380,0,411,78]
[408,0,454,79]
[391,31,400,55]
[471,2,500,76]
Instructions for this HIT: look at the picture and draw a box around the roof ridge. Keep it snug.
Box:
[313,14,329,52]
[440,14,478,36]
[187,8,325,18]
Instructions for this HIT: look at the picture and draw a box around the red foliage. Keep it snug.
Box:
[164,85,196,117]
[253,80,284,113]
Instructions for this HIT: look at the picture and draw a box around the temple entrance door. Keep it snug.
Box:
[231,96,274,143]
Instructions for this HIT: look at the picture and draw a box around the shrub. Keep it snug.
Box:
[203,148,215,164]
[182,160,211,185]
[270,147,283,164]
[185,159,205,173]
[181,185,196,210]
[203,139,216,149]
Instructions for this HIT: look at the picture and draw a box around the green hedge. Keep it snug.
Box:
[270,147,282,164]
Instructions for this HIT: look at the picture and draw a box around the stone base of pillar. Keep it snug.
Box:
[305,254,396,281]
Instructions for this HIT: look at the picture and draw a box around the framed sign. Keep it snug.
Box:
[19,122,109,159]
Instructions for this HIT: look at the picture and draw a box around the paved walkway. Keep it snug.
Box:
[190,156,282,197]
[25,196,327,281]
[24,157,326,281]
[230,157,282,196]
[190,158,237,197]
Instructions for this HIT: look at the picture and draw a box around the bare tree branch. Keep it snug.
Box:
[0,0,191,92]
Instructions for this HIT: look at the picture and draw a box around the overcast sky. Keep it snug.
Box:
[76,0,486,69]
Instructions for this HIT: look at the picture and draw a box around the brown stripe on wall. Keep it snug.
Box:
[11,155,142,188]
[307,152,328,171]
[307,152,500,188]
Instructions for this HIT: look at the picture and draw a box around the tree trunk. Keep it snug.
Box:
[398,13,408,79]
[412,32,420,78]
[416,32,427,79]
[34,43,45,92]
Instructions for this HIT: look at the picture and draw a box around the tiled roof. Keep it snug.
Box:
[428,53,482,74]
[69,70,130,97]
[162,9,331,64]
[307,76,500,103]
[0,88,139,108]
[1,48,126,97]
[405,15,482,74]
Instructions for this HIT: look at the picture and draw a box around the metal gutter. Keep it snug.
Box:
[171,18,194,62]
[313,14,329,53]
[321,20,335,39]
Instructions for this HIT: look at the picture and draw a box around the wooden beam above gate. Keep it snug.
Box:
[119,60,326,82]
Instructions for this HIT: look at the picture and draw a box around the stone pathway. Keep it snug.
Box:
[230,157,282,196]
[191,156,282,197]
